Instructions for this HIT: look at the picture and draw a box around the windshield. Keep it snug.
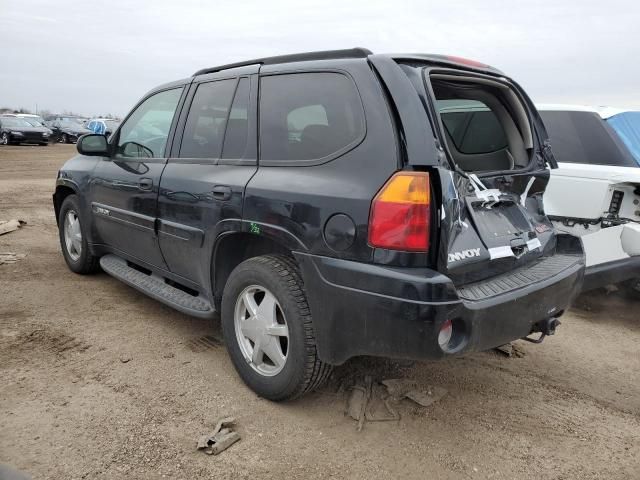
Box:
[24,119,45,127]
[1,118,32,127]
[606,112,640,165]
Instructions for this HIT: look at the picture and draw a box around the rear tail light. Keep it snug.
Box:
[368,171,430,252]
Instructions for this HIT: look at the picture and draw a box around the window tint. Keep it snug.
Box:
[540,111,637,167]
[221,78,250,159]
[438,100,508,154]
[116,88,183,158]
[180,79,236,159]
[259,73,364,162]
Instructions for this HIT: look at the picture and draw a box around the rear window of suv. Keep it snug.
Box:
[540,110,637,167]
[259,72,365,163]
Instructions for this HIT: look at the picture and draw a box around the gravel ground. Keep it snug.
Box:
[0,144,638,479]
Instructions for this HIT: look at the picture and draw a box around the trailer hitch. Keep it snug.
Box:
[522,317,561,344]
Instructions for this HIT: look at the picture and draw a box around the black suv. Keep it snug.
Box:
[53,48,585,400]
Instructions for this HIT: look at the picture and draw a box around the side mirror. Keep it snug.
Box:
[77,134,109,156]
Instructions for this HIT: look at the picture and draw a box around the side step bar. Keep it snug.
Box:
[99,254,216,319]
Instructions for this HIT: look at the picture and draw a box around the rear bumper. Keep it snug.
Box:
[295,239,584,365]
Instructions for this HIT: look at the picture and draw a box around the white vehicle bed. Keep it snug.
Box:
[539,104,640,295]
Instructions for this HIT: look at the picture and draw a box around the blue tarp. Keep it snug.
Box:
[607,112,640,165]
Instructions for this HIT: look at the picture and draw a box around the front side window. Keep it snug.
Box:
[179,79,236,159]
[116,87,183,159]
[259,72,365,162]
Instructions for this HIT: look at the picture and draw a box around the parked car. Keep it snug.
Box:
[19,116,53,136]
[47,117,92,143]
[53,48,585,400]
[16,113,46,125]
[0,116,51,145]
[538,105,640,299]
[87,118,120,138]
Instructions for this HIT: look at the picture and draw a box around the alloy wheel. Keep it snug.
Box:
[63,210,82,261]
[234,285,289,376]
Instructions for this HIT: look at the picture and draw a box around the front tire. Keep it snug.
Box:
[221,255,332,401]
[61,133,68,144]
[1,133,9,145]
[58,194,99,274]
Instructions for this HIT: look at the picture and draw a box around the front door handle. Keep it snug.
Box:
[138,177,153,191]
[212,185,232,201]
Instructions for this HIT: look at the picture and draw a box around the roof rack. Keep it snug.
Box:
[193,47,372,76]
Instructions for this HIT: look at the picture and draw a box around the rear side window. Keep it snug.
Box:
[221,78,250,159]
[540,111,637,167]
[259,72,364,162]
[439,100,508,154]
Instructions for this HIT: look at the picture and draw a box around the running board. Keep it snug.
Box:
[99,254,216,319]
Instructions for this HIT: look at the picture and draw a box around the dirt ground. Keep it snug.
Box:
[0,144,638,480]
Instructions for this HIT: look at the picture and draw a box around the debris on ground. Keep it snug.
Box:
[347,375,400,430]
[404,386,448,407]
[382,378,448,407]
[494,343,526,358]
[0,252,26,265]
[197,417,241,455]
[380,378,416,397]
[119,356,132,363]
[0,219,26,236]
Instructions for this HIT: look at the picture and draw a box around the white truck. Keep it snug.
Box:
[538,105,640,298]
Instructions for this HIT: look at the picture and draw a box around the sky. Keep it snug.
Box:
[1,0,639,117]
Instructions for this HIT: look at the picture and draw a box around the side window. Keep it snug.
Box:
[116,87,183,159]
[221,78,250,159]
[179,79,236,159]
[87,121,95,131]
[259,72,365,162]
[438,100,508,154]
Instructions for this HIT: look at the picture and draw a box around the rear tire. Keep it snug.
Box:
[61,133,68,144]
[58,194,99,274]
[221,255,332,401]
[1,133,9,145]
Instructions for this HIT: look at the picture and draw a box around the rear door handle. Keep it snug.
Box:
[212,185,232,201]
[138,178,153,191]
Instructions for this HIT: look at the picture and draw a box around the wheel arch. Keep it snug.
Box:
[211,231,296,310]
[53,181,79,225]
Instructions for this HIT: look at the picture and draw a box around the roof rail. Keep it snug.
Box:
[193,47,373,76]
